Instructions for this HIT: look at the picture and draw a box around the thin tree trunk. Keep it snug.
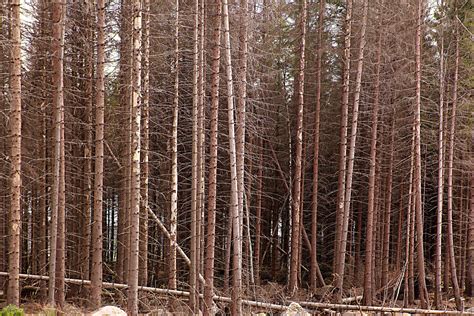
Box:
[311,0,325,293]
[7,0,22,306]
[236,0,249,289]
[222,0,242,311]
[168,0,179,291]
[48,0,65,306]
[255,142,264,286]
[382,117,394,291]
[414,0,429,307]
[334,0,352,274]
[127,0,142,313]
[435,13,445,307]
[139,0,150,287]
[289,0,307,295]
[446,19,462,309]
[468,128,474,297]
[337,0,368,302]
[203,0,221,312]
[363,21,381,306]
[90,0,106,307]
[81,0,94,282]
[190,0,200,309]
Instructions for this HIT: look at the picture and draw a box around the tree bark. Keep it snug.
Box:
[414,0,429,307]
[334,0,352,274]
[90,0,106,307]
[446,18,462,309]
[311,0,325,293]
[127,0,142,313]
[435,12,445,307]
[363,22,381,305]
[48,0,66,307]
[7,0,22,306]
[203,0,221,313]
[168,0,179,291]
[336,0,368,302]
[289,0,307,295]
[139,0,150,287]
[222,0,242,311]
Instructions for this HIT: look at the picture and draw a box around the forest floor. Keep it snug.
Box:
[2,282,473,315]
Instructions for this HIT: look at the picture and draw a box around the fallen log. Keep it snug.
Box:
[0,272,470,315]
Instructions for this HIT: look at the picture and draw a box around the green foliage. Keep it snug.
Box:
[0,305,24,316]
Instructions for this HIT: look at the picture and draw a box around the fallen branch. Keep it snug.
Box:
[147,206,206,285]
[0,272,470,315]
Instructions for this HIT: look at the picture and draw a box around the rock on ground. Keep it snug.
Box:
[280,302,311,316]
[90,305,127,316]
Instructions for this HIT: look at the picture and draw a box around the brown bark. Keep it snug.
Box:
[289,0,307,295]
[311,0,325,293]
[48,0,65,306]
[7,0,22,306]
[337,0,368,302]
[203,0,221,312]
[90,0,106,307]
[414,0,429,306]
[139,0,150,287]
[446,19,462,309]
[363,20,381,306]
[190,0,200,309]
[435,14,445,307]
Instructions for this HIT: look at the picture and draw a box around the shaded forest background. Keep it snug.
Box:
[0,0,473,314]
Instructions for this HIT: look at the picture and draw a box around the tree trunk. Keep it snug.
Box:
[139,0,150,287]
[446,19,462,309]
[127,0,142,313]
[7,0,22,306]
[203,0,221,313]
[289,0,307,295]
[222,0,242,311]
[334,0,352,274]
[414,0,429,307]
[434,14,445,307]
[48,0,65,306]
[363,24,381,305]
[90,0,106,307]
[168,0,179,291]
[311,0,325,293]
[190,0,200,309]
[336,0,368,302]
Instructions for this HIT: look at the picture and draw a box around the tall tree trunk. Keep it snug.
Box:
[190,0,200,310]
[81,0,94,282]
[236,0,249,288]
[139,0,150,287]
[255,142,264,286]
[414,0,429,307]
[48,0,65,306]
[311,0,325,292]
[90,0,106,307]
[382,117,394,291]
[363,24,381,305]
[168,0,179,291]
[446,19,462,309]
[468,128,474,297]
[289,0,307,295]
[336,0,368,302]
[222,0,242,311]
[127,0,142,313]
[203,0,221,313]
[434,13,445,307]
[7,0,22,306]
[334,0,352,274]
